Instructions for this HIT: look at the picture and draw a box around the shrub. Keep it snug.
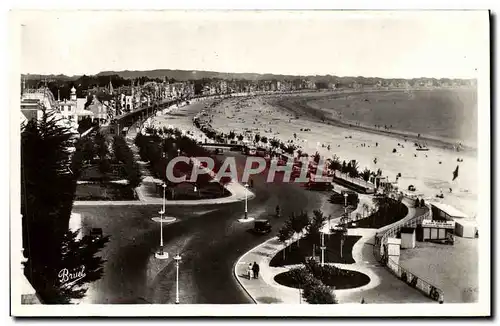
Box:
[303,281,337,304]
[304,258,350,284]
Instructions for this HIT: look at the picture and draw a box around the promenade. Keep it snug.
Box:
[234,197,434,304]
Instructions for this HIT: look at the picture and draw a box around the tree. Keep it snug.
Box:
[113,136,142,187]
[329,155,342,171]
[254,134,261,144]
[306,210,327,243]
[237,134,244,142]
[94,132,111,176]
[361,168,371,182]
[261,136,268,145]
[277,223,294,260]
[270,138,280,150]
[21,110,109,303]
[341,160,347,173]
[347,160,359,178]
[287,211,309,248]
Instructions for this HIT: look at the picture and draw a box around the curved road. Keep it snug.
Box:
[75,153,343,304]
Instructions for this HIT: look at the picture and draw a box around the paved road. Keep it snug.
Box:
[74,153,343,304]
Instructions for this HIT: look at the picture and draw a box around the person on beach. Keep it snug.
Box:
[252,262,260,279]
[247,263,253,280]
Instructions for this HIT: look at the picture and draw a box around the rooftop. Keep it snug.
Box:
[431,202,469,219]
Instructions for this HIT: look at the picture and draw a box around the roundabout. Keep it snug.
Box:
[273,267,371,290]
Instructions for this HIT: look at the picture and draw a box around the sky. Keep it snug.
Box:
[16,10,489,79]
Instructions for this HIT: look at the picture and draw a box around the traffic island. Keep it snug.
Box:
[274,267,370,290]
[270,234,361,267]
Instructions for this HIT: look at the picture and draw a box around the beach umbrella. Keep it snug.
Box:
[452,165,459,181]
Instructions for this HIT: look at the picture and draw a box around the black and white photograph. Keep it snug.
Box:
[10,9,491,317]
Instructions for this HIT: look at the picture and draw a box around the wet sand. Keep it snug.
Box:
[204,92,478,219]
[272,91,476,154]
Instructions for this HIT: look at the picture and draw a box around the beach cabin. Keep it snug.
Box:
[386,238,401,264]
[430,202,477,238]
[455,219,478,238]
[430,202,468,221]
[400,227,416,249]
[421,219,455,244]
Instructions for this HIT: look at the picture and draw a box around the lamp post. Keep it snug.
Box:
[340,193,349,259]
[154,209,168,259]
[162,183,166,214]
[244,183,249,219]
[320,231,326,267]
[177,149,180,157]
[173,253,182,304]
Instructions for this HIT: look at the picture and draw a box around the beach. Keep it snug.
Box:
[202,89,478,220]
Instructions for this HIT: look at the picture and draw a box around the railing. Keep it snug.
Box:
[372,200,444,302]
[386,257,443,302]
[332,171,376,193]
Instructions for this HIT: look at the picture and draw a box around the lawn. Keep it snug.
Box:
[144,181,232,200]
[75,183,137,201]
[79,164,125,182]
[346,200,411,229]
[270,234,361,267]
[274,268,370,290]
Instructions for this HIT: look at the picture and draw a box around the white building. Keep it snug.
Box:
[57,86,94,124]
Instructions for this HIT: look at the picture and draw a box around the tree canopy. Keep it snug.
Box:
[21,110,109,303]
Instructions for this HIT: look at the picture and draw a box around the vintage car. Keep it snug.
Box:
[253,219,272,234]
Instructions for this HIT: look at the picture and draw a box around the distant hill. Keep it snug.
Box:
[96,69,315,82]
[23,74,81,81]
[22,69,475,86]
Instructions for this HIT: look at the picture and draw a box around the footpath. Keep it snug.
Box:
[74,106,254,207]
[234,197,433,304]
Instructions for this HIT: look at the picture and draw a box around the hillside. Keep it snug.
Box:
[22,69,475,87]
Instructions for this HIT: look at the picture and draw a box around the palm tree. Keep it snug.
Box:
[349,160,360,178]
[329,155,341,171]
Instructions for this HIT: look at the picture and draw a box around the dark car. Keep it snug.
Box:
[90,228,103,241]
[253,219,272,234]
[306,181,334,191]
[329,190,359,206]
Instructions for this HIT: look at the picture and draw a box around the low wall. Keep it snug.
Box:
[373,201,444,302]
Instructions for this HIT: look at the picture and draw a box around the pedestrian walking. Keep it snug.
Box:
[247,263,253,280]
[252,262,260,279]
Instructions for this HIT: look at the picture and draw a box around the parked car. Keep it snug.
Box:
[253,219,272,234]
[90,228,103,241]
[306,181,333,191]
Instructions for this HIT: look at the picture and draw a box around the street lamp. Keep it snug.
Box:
[340,193,349,259]
[177,149,180,157]
[154,209,168,260]
[320,231,326,267]
[173,253,182,304]
[244,183,249,219]
[162,183,166,214]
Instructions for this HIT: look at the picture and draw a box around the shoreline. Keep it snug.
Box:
[270,91,476,155]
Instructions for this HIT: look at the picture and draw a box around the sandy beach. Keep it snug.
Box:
[201,91,478,220]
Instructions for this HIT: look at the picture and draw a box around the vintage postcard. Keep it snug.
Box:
[10,10,491,317]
